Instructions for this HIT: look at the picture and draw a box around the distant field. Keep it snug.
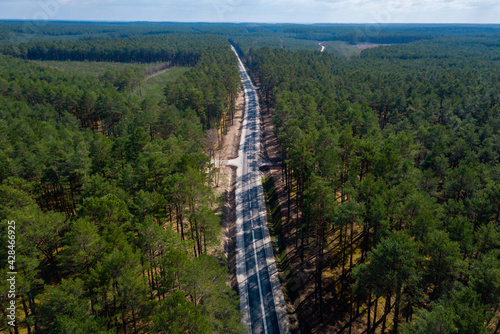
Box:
[320,41,362,58]
[234,36,366,57]
[282,38,321,52]
[235,36,321,53]
[134,67,190,102]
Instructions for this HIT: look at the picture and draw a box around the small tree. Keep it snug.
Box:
[352,231,422,333]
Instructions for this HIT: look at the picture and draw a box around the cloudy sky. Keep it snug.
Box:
[1,0,499,23]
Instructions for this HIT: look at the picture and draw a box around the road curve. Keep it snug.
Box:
[319,42,326,52]
[229,46,290,334]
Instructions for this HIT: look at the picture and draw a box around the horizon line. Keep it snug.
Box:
[1,19,500,26]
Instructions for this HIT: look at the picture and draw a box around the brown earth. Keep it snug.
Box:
[144,67,171,80]
[212,90,245,292]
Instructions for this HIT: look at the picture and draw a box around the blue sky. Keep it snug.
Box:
[1,0,499,23]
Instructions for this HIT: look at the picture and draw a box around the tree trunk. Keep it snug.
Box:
[178,205,185,241]
[28,293,37,332]
[362,221,369,262]
[122,311,128,334]
[381,291,392,334]
[113,284,119,331]
[340,223,345,294]
[287,164,291,223]
[21,296,31,334]
[367,293,372,333]
[12,322,19,334]
[350,219,354,270]
[493,317,500,334]
[393,285,402,334]
[315,219,324,322]
[349,293,353,334]
[372,297,378,334]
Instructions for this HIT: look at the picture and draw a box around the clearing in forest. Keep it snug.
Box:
[135,66,190,102]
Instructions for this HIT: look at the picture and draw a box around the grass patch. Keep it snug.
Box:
[33,60,190,103]
[135,67,190,102]
[322,41,361,58]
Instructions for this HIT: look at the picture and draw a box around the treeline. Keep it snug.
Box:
[164,46,240,138]
[363,36,500,60]
[0,33,243,333]
[0,21,197,42]
[0,32,240,134]
[3,22,500,53]
[226,24,500,50]
[246,35,500,333]
[0,54,133,135]
[278,24,500,44]
[230,24,433,44]
[0,33,210,64]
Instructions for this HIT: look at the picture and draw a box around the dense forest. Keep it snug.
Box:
[0,27,242,333]
[244,32,500,333]
[1,21,500,334]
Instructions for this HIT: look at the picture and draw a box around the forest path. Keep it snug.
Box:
[143,65,173,80]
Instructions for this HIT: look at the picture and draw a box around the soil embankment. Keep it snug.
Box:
[213,91,245,291]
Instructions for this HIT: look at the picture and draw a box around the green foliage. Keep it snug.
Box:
[0,25,243,334]
[136,66,191,102]
[401,304,458,334]
[164,45,240,131]
[247,30,500,333]
[353,231,422,298]
[38,278,110,334]
[469,251,500,308]
[422,230,462,298]
[152,290,211,334]
[404,287,488,334]
[2,21,500,333]
[34,59,150,78]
